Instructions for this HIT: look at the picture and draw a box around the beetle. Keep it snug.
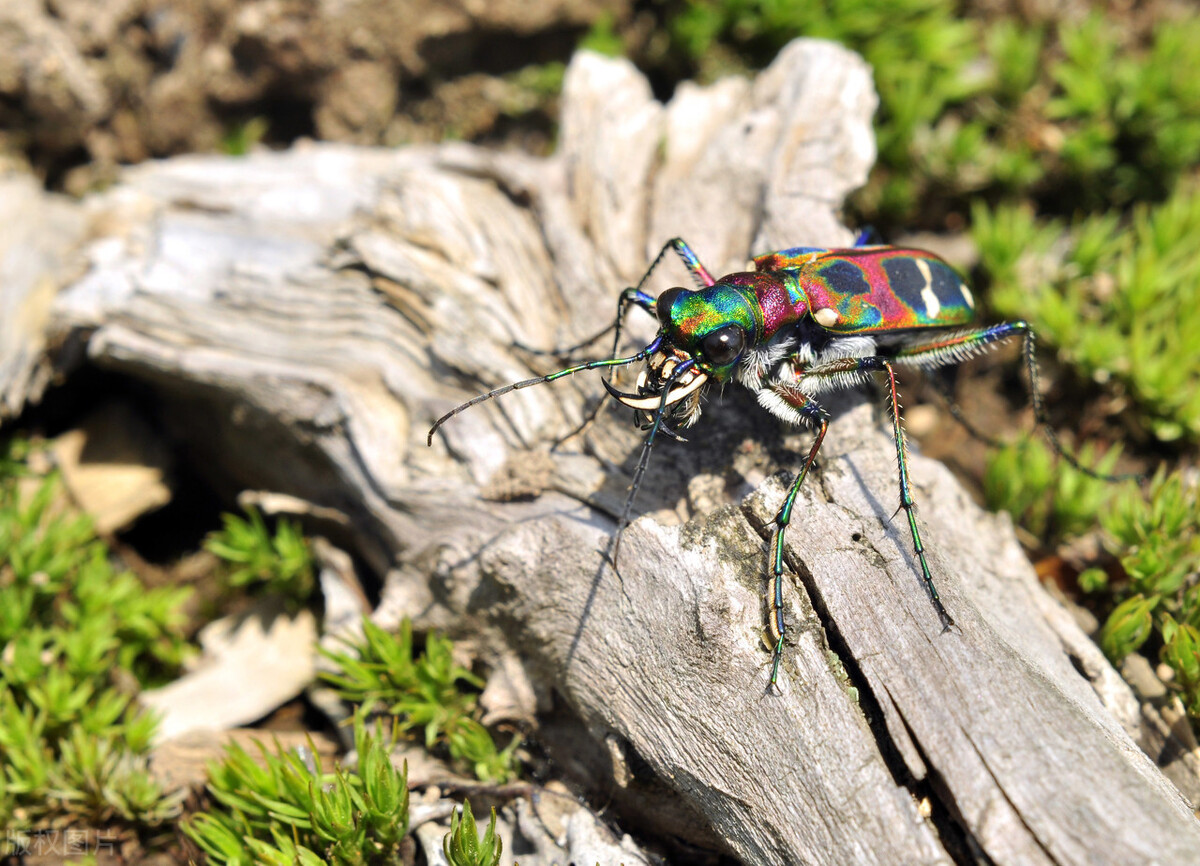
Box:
[428,236,1101,686]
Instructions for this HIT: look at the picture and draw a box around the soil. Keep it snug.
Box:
[0,0,624,191]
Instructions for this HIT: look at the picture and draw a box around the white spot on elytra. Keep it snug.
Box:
[813,307,839,328]
[916,258,940,319]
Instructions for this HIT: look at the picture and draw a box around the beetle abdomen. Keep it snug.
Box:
[759,246,975,334]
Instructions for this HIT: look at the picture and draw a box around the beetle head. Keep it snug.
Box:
[605,282,760,426]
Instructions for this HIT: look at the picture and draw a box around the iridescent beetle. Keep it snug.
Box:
[429,235,1094,685]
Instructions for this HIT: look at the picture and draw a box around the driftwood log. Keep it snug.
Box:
[3,42,1200,865]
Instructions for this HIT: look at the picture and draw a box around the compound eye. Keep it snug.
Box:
[700,324,745,367]
[656,287,687,326]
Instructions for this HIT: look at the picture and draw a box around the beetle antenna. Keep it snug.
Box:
[610,359,695,568]
[427,338,662,446]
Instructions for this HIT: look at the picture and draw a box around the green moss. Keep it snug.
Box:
[320,618,519,783]
[205,506,314,602]
[0,438,190,844]
[185,714,410,865]
[983,437,1121,542]
[1092,471,1200,715]
[1048,15,1200,208]
[975,186,1200,442]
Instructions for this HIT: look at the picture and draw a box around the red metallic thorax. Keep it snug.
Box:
[716,271,809,345]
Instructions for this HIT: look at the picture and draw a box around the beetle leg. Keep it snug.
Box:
[886,322,1031,450]
[792,355,956,636]
[760,384,830,688]
[890,322,1138,482]
[517,235,695,362]
[889,321,1027,369]
[615,236,717,339]
[518,285,658,361]
[630,237,716,295]
[648,237,717,289]
[854,226,883,246]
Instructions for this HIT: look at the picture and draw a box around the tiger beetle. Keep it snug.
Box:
[428,234,1121,687]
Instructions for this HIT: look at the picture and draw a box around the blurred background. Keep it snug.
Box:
[2,0,1199,861]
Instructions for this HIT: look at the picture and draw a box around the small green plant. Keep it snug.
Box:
[983,437,1121,542]
[0,437,190,842]
[969,199,1061,289]
[579,11,624,58]
[975,185,1200,443]
[185,713,410,865]
[984,18,1044,108]
[497,63,567,123]
[1090,471,1200,715]
[205,506,314,600]
[1160,613,1200,716]
[1047,15,1200,209]
[321,618,519,782]
[1099,594,1158,661]
[186,715,511,865]
[443,799,502,866]
[220,117,270,156]
[504,63,566,101]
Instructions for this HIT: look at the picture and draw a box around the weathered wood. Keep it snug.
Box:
[0,173,87,418]
[7,41,1199,865]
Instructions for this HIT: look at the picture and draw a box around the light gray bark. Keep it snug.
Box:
[3,41,1198,866]
[0,173,88,417]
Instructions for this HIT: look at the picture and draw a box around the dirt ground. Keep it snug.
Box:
[1,0,627,191]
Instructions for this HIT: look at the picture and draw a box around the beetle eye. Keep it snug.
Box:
[656,287,687,326]
[699,325,745,366]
